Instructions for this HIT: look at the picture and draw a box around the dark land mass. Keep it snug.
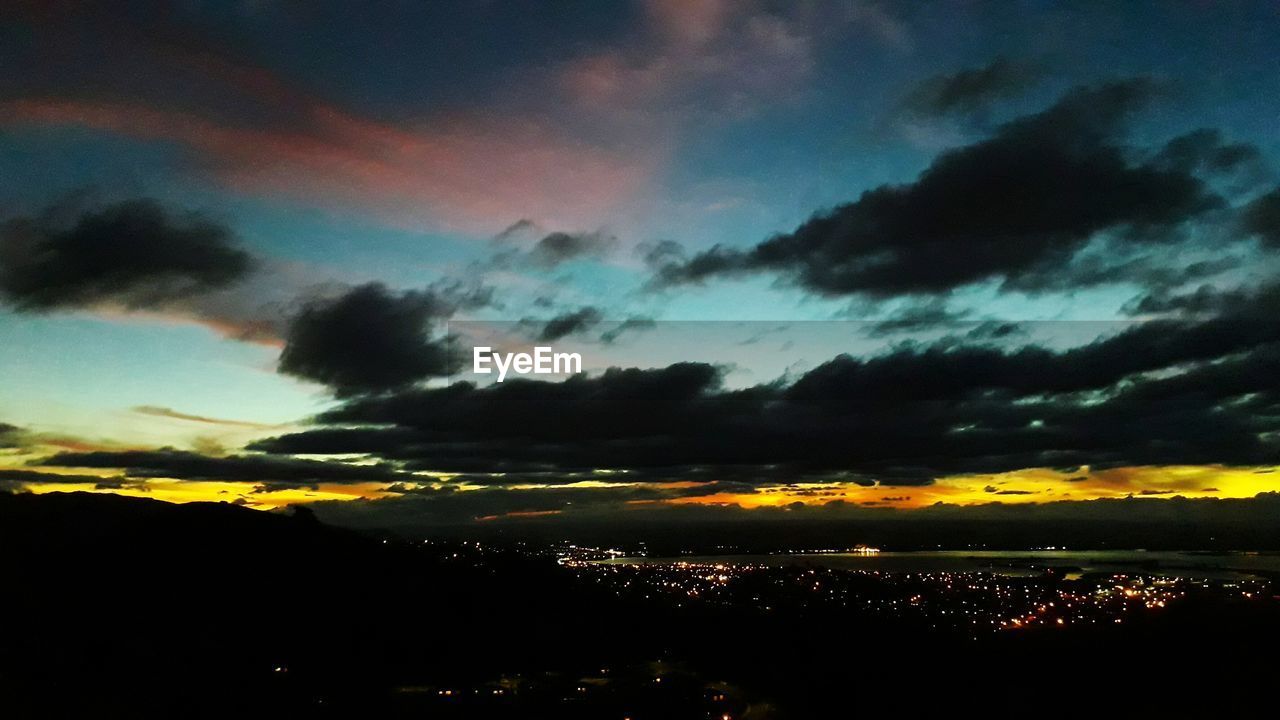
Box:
[3,491,1278,718]
[388,506,1280,555]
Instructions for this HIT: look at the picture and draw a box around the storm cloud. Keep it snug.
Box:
[900,57,1043,117]
[652,81,1225,297]
[529,231,614,268]
[536,306,603,341]
[0,468,128,487]
[600,316,657,344]
[0,423,21,448]
[0,199,253,311]
[1153,128,1264,178]
[37,449,414,485]
[278,283,462,396]
[252,305,1280,485]
[1242,187,1280,246]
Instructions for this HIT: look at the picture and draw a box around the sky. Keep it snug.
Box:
[2,0,1279,531]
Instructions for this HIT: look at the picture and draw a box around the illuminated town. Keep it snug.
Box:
[421,536,1280,638]
[568,560,1270,636]
[320,538,1280,715]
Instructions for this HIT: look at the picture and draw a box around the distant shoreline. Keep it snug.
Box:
[596,549,1280,581]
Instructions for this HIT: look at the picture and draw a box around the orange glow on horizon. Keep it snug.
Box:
[17,479,396,509]
[657,465,1280,510]
[9,464,1279,515]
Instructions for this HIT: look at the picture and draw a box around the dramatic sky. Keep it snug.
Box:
[2,0,1279,530]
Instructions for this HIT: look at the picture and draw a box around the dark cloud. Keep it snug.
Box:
[1242,187,1280,246]
[253,308,1280,485]
[638,239,686,270]
[493,219,538,243]
[1125,281,1280,318]
[1039,253,1241,296]
[0,197,493,350]
[901,57,1043,117]
[424,276,497,313]
[865,300,968,337]
[1153,129,1264,178]
[600,316,657,344]
[278,283,463,396]
[0,468,124,485]
[1126,285,1239,317]
[964,321,1026,342]
[651,81,1223,297]
[0,198,253,311]
[37,449,413,485]
[0,422,21,448]
[487,222,613,271]
[0,466,148,495]
[384,481,455,495]
[536,306,603,341]
[250,481,317,493]
[309,481,766,526]
[529,231,613,268]
[435,467,795,487]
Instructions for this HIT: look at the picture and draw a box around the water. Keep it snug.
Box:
[600,550,1280,581]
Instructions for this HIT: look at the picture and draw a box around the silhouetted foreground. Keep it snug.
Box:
[3,492,1278,718]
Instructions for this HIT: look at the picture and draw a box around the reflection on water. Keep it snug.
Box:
[603,550,1280,581]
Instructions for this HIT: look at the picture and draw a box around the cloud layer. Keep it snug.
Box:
[252,301,1280,486]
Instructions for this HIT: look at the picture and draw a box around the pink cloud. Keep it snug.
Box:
[558,0,820,122]
[1,97,652,234]
[3,1,908,237]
